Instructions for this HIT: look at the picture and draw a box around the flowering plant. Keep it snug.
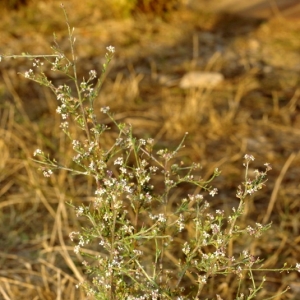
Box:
[1,5,299,299]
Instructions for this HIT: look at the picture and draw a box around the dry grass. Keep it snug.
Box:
[0,1,300,299]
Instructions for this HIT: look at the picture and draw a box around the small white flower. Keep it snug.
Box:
[74,245,80,254]
[33,149,42,156]
[89,70,97,79]
[56,106,62,114]
[209,188,218,197]
[60,121,69,129]
[176,214,185,232]
[182,242,190,255]
[76,206,84,217]
[139,139,146,145]
[89,161,95,170]
[95,188,106,196]
[244,154,255,161]
[120,167,127,174]
[199,275,207,284]
[72,140,80,149]
[57,94,64,101]
[24,69,33,78]
[43,169,53,177]
[100,106,110,113]
[114,157,123,165]
[69,231,79,241]
[157,213,166,223]
[106,46,115,53]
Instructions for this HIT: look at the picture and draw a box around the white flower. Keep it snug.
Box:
[209,188,218,197]
[89,70,97,79]
[76,206,84,217]
[106,46,115,53]
[101,106,110,113]
[182,242,190,255]
[114,157,123,165]
[60,121,69,129]
[157,213,166,223]
[43,169,53,177]
[244,154,255,161]
[69,231,79,241]
[74,245,80,254]
[72,140,80,149]
[33,149,42,156]
[24,69,33,78]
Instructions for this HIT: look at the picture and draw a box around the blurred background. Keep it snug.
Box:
[0,0,300,299]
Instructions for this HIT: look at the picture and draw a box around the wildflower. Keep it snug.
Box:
[89,69,97,79]
[43,169,53,177]
[177,214,185,232]
[157,213,166,223]
[246,225,255,236]
[24,69,34,78]
[60,121,69,129]
[209,188,218,197]
[74,245,80,254]
[73,154,82,162]
[69,231,79,241]
[149,166,158,173]
[264,162,272,171]
[106,46,115,53]
[195,194,204,200]
[89,161,95,170]
[75,282,83,289]
[33,59,43,67]
[101,106,110,113]
[61,113,68,120]
[95,188,106,196]
[203,201,210,209]
[76,206,84,217]
[78,236,86,246]
[203,232,210,239]
[82,260,88,266]
[242,250,249,258]
[182,242,190,255]
[244,154,255,161]
[114,157,123,165]
[211,223,220,235]
[56,93,65,101]
[296,263,300,272]
[139,139,146,145]
[120,167,127,174]
[72,140,80,149]
[214,167,220,175]
[33,149,42,156]
[103,212,111,221]
[198,275,207,284]
[80,81,87,90]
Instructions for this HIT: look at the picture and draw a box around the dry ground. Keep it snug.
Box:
[0,1,300,299]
